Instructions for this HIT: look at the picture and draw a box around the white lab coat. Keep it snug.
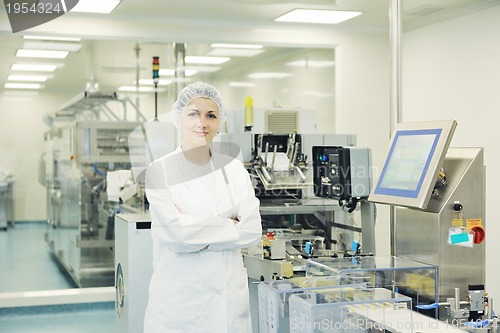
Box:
[143,146,262,333]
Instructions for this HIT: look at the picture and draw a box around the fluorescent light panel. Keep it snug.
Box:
[3,90,40,96]
[275,9,362,24]
[11,64,58,72]
[7,74,50,82]
[248,72,293,79]
[285,60,335,68]
[229,81,255,88]
[207,49,263,57]
[23,41,82,52]
[16,49,69,59]
[300,91,334,98]
[23,35,81,42]
[5,83,44,89]
[185,56,230,65]
[159,68,198,76]
[71,0,120,14]
[211,44,263,49]
[177,66,220,73]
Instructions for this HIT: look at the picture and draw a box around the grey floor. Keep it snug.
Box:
[0,222,115,332]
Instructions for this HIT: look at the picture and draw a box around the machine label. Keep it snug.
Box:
[451,218,463,227]
[466,219,482,229]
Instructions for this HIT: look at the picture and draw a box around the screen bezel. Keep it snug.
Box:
[368,120,457,210]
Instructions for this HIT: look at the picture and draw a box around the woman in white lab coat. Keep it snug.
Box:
[143,82,262,333]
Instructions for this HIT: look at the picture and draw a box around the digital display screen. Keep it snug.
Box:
[374,129,442,198]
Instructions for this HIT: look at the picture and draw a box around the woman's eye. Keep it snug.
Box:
[188,112,198,117]
[208,114,217,119]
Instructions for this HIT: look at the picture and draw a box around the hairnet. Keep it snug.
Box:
[172,81,225,128]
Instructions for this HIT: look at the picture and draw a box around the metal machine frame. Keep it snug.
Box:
[395,147,486,301]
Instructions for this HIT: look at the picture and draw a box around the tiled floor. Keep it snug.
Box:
[0,302,115,333]
[0,222,75,293]
[0,223,115,332]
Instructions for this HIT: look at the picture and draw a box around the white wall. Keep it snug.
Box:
[212,48,336,134]
[335,33,391,257]
[403,5,500,308]
[0,93,67,220]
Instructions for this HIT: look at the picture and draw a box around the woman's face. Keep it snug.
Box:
[180,97,220,149]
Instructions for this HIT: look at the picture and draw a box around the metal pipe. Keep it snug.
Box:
[264,142,269,166]
[295,165,306,182]
[389,0,402,257]
[134,43,141,119]
[261,167,273,183]
[174,43,186,98]
[488,298,493,319]
[258,135,263,159]
[290,142,299,168]
[271,145,277,172]
[455,288,461,311]
[438,301,469,306]
[286,134,293,159]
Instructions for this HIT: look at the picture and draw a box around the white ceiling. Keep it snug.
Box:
[0,0,499,96]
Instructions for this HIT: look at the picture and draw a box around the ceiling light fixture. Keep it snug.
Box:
[248,72,294,79]
[23,35,81,42]
[70,0,121,14]
[23,41,82,52]
[185,56,230,65]
[300,91,334,98]
[229,81,255,88]
[285,60,335,68]
[4,83,44,89]
[7,74,50,82]
[177,66,219,73]
[3,90,40,96]
[207,49,263,57]
[11,64,59,72]
[275,9,362,24]
[16,49,69,59]
[159,69,198,76]
[211,44,263,49]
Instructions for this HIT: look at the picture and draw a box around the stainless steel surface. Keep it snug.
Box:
[395,147,485,301]
[389,0,402,258]
[0,180,14,230]
[43,119,143,287]
[360,200,376,254]
[488,298,493,319]
[74,121,142,164]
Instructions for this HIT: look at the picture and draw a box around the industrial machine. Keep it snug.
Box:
[41,92,146,287]
[367,120,494,330]
[213,107,377,333]
[253,119,494,333]
[214,131,376,280]
[0,170,14,231]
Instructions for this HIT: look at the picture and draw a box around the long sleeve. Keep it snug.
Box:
[146,160,240,253]
[207,164,262,251]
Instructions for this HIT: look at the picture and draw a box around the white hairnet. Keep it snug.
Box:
[172,81,225,128]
